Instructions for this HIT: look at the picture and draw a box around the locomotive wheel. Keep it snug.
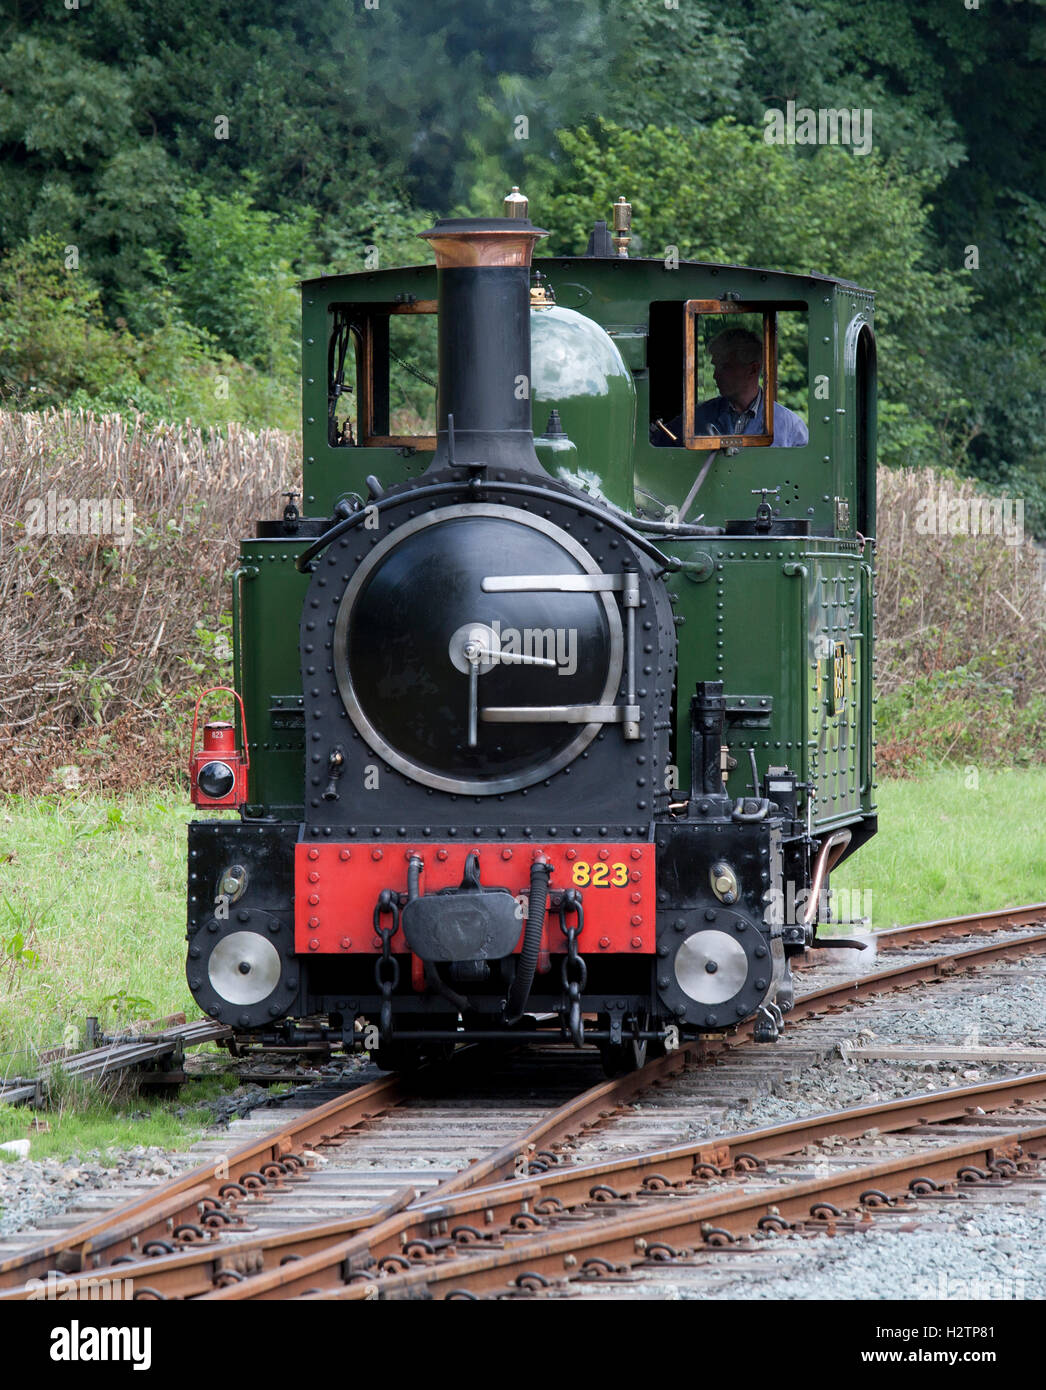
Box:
[597,1014,667,1079]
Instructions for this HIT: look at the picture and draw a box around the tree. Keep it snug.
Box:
[173,189,310,375]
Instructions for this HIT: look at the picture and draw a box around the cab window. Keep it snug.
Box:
[648,300,809,449]
[327,300,438,448]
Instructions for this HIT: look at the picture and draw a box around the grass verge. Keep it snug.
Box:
[0,1072,246,1164]
[832,768,1046,929]
[0,789,202,1078]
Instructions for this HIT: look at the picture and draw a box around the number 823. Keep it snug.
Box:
[571,861,629,888]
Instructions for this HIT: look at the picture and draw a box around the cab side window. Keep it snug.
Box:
[328,301,438,448]
[648,301,809,449]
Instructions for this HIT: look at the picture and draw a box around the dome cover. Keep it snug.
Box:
[530,306,636,509]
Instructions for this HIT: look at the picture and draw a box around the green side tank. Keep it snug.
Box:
[530,304,636,510]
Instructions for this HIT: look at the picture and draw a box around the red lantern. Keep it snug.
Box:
[189,686,249,809]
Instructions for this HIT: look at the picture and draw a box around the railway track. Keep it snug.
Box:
[1,902,1044,1300]
[301,1073,1046,1301]
[0,1019,231,1105]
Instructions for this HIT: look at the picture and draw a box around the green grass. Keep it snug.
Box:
[0,789,204,1077]
[832,768,1046,929]
[0,1072,244,1164]
[0,792,274,1165]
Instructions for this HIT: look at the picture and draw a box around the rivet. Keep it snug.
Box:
[308,939,319,951]
[630,936,643,949]
[437,848,449,861]
[372,848,383,861]
[308,847,320,860]
[339,848,351,861]
[340,937,352,950]
[631,915,643,927]
[598,936,611,949]
[308,871,320,883]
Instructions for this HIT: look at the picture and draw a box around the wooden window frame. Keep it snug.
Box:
[332,300,438,450]
[683,300,798,451]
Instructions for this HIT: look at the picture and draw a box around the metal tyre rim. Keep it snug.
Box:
[207,931,282,1006]
[673,930,750,1005]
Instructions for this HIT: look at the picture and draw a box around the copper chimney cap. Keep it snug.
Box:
[419,216,548,269]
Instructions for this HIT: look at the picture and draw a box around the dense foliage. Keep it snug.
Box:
[1,0,1043,520]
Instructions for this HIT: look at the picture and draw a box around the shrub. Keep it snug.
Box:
[0,409,295,793]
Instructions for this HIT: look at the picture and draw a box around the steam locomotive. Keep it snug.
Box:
[186,191,878,1074]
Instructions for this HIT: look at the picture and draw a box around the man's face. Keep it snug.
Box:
[711,353,760,408]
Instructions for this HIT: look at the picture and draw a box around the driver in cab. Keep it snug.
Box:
[652,327,808,448]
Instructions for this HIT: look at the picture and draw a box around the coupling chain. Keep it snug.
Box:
[373,889,401,1037]
[558,890,586,1047]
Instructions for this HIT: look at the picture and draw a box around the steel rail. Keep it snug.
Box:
[795,903,1046,969]
[0,1020,230,1105]
[790,929,1046,1020]
[54,1066,1046,1303]
[0,1189,420,1302]
[316,1122,1046,1300]
[874,902,1046,948]
[0,1046,699,1298]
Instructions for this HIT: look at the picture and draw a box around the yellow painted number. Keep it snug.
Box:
[571,861,629,888]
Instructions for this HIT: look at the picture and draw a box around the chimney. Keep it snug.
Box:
[418,213,548,474]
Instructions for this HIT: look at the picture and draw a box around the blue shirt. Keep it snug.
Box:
[651,389,808,448]
[691,388,808,448]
